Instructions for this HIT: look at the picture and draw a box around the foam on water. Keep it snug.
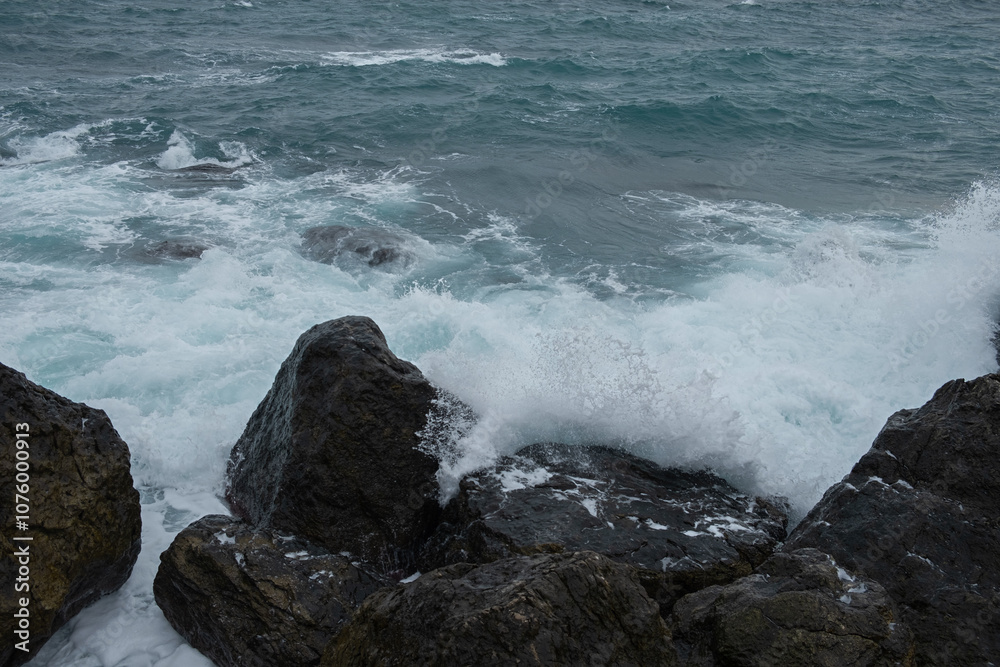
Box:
[4,138,999,664]
[155,131,255,171]
[416,183,1000,507]
[0,124,92,166]
[318,49,508,67]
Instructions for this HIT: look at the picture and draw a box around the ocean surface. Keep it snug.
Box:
[2,0,999,663]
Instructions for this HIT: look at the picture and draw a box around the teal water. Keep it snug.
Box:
[3,1,1000,664]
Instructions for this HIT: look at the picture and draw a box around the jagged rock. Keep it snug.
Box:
[419,443,788,613]
[671,549,914,666]
[325,551,676,667]
[786,374,1000,666]
[225,316,442,575]
[0,363,141,667]
[300,225,414,269]
[153,515,381,667]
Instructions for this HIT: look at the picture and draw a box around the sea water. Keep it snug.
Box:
[2,0,999,663]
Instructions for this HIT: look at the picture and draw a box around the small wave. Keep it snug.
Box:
[319,49,507,68]
[0,124,91,166]
[155,130,254,170]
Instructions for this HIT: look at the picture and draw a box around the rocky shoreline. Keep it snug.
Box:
[3,315,1000,665]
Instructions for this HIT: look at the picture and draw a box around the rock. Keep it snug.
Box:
[671,549,914,667]
[786,374,1000,666]
[140,239,209,261]
[225,316,442,575]
[300,225,414,269]
[325,551,676,667]
[0,362,141,667]
[153,515,382,667]
[419,443,787,613]
[175,163,238,174]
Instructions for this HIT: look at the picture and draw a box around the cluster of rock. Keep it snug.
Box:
[5,314,1000,666]
[150,316,1000,666]
[114,223,409,268]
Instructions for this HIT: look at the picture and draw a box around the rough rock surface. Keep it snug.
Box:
[154,515,381,667]
[786,374,1000,666]
[420,443,787,612]
[0,362,141,667]
[325,551,676,667]
[672,549,914,667]
[300,225,414,269]
[225,316,441,574]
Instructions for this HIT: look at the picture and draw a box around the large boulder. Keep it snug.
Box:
[153,515,382,667]
[325,551,676,666]
[786,374,1000,665]
[419,443,788,612]
[0,362,141,667]
[671,549,914,666]
[300,225,414,270]
[225,316,442,575]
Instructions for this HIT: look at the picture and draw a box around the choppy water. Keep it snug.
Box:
[3,1,999,663]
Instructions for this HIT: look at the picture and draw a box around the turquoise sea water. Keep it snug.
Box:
[3,1,1000,663]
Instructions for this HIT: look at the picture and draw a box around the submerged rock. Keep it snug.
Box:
[672,549,914,667]
[420,443,788,613]
[174,163,239,174]
[326,551,676,667]
[300,225,414,269]
[786,374,1000,665]
[139,239,209,261]
[225,316,442,575]
[154,515,381,667]
[0,363,141,667]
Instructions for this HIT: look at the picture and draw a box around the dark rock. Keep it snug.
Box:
[175,163,239,174]
[671,548,914,667]
[225,316,442,575]
[300,225,414,269]
[325,551,677,667]
[153,515,382,667]
[0,362,141,667]
[786,374,1000,666]
[419,443,788,613]
[141,239,209,261]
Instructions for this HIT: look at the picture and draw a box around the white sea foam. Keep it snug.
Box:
[155,130,255,170]
[318,49,507,67]
[0,124,92,166]
[414,183,1000,512]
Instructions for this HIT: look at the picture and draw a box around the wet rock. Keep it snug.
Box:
[225,316,442,575]
[0,363,141,667]
[175,163,238,174]
[419,443,788,613]
[786,374,1000,666]
[300,225,414,269]
[153,515,381,667]
[325,551,676,667]
[140,239,209,260]
[671,548,914,667]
